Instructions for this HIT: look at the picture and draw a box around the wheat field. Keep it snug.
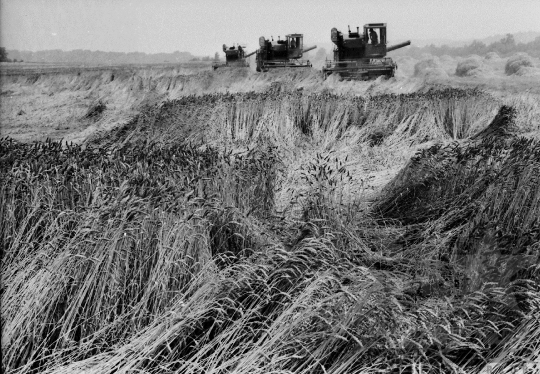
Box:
[1,61,540,374]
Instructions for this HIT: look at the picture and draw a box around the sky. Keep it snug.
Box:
[1,0,540,56]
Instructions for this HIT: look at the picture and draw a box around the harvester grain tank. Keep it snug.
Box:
[255,34,317,72]
[213,44,255,70]
[322,23,411,79]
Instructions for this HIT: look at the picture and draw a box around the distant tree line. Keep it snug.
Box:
[0,47,23,62]
[5,49,197,64]
[400,34,540,58]
[189,55,214,62]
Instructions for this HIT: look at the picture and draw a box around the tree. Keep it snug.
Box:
[466,40,487,55]
[502,33,516,46]
[214,52,220,61]
[0,47,8,62]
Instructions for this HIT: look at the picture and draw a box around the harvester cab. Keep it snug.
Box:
[255,34,317,72]
[212,44,255,70]
[322,23,411,79]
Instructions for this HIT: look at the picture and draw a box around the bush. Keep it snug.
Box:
[455,56,490,77]
[505,53,535,75]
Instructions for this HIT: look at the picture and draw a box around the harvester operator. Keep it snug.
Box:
[369,28,378,45]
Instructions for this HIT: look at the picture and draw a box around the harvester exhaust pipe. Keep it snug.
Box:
[387,40,411,52]
[303,45,317,53]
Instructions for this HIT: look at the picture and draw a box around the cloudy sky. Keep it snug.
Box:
[1,0,539,56]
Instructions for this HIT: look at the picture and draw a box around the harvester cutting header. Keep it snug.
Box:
[255,34,317,72]
[213,44,256,70]
[322,23,411,79]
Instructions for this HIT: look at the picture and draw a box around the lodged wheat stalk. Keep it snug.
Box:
[2,86,539,374]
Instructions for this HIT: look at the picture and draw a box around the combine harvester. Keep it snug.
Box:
[255,34,317,72]
[212,44,255,70]
[322,23,411,79]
